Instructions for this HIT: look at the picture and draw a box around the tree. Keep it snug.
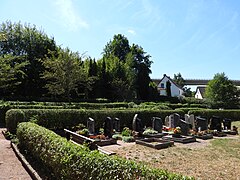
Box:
[166,80,171,97]
[41,48,85,100]
[0,21,57,98]
[205,72,239,108]
[130,44,152,100]
[173,73,192,97]
[103,34,130,62]
[0,55,28,96]
[173,73,185,88]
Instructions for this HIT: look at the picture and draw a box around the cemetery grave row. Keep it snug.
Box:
[64,113,238,152]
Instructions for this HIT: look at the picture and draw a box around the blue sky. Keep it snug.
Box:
[1,0,240,81]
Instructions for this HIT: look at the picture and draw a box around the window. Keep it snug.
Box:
[160,83,164,88]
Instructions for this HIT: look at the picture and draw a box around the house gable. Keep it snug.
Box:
[195,86,206,99]
[157,74,183,97]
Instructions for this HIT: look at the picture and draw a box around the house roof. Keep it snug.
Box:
[156,74,183,90]
[195,86,206,98]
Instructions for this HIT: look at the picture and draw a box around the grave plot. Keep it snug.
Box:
[162,135,196,143]
[65,117,118,149]
[222,118,238,135]
[142,117,165,138]
[135,138,174,150]
[190,131,213,140]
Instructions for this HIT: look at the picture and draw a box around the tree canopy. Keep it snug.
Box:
[0,21,157,101]
[205,72,239,108]
[0,21,57,98]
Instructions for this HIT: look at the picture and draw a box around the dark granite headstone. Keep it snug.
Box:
[113,117,121,132]
[87,117,95,135]
[104,117,113,138]
[169,113,180,128]
[132,114,144,134]
[223,118,231,130]
[152,117,162,133]
[179,119,191,136]
[209,116,222,132]
[196,117,208,131]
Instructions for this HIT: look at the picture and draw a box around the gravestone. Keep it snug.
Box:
[185,114,190,122]
[113,117,121,133]
[152,117,162,133]
[223,118,231,130]
[165,116,169,127]
[195,117,208,131]
[87,117,95,135]
[189,114,196,130]
[169,113,180,128]
[132,114,144,134]
[209,116,222,132]
[104,117,113,138]
[179,119,191,136]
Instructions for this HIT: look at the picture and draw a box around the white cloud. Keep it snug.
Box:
[127,29,136,35]
[54,0,89,31]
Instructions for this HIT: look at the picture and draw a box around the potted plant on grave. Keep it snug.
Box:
[121,127,135,142]
[77,128,89,137]
[143,128,158,135]
[172,127,181,137]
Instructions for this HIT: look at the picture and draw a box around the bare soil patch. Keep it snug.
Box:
[103,135,240,180]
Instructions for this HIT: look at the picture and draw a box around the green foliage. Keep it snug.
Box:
[166,80,171,97]
[173,73,193,97]
[103,34,130,62]
[77,128,89,136]
[0,55,28,90]
[121,136,135,142]
[173,73,185,88]
[1,22,156,101]
[42,48,86,100]
[121,127,132,136]
[205,73,240,109]
[188,109,240,121]
[0,21,57,98]
[6,108,184,133]
[17,122,192,179]
[143,128,158,135]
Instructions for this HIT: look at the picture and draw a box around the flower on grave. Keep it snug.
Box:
[173,127,181,134]
[189,129,196,136]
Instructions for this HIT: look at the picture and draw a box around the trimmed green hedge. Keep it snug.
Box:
[188,109,240,121]
[6,109,184,133]
[17,122,193,179]
[175,108,207,114]
[0,102,130,123]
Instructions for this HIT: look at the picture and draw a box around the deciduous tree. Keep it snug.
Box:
[41,48,85,100]
[205,72,239,108]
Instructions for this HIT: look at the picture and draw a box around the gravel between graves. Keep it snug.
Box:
[103,135,240,180]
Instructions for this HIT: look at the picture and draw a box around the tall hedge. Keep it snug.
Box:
[188,109,240,121]
[17,122,192,180]
[6,109,184,133]
[0,102,131,123]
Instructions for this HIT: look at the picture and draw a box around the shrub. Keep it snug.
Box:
[188,109,240,121]
[6,109,184,133]
[0,101,130,123]
[17,122,193,179]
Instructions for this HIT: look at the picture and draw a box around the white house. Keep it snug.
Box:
[195,86,206,99]
[156,74,184,97]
